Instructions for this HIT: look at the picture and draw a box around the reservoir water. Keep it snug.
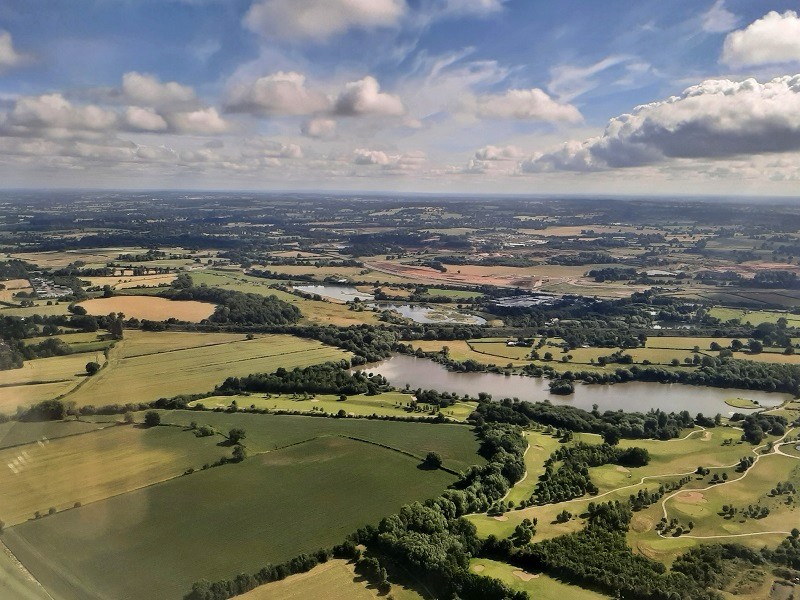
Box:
[359,354,790,415]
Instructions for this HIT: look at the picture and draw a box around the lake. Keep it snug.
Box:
[359,354,790,415]
[372,303,486,325]
[293,284,374,302]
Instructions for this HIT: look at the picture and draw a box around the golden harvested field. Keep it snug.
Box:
[84,274,176,289]
[236,560,380,600]
[0,278,32,302]
[67,331,351,406]
[0,424,227,526]
[0,354,93,413]
[9,250,123,268]
[0,302,71,317]
[78,295,215,322]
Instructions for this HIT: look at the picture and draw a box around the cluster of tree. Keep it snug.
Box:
[527,443,649,506]
[185,549,333,600]
[217,361,389,396]
[471,398,696,441]
[548,251,617,266]
[588,267,638,282]
[729,412,788,444]
[162,283,301,326]
[504,500,721,599]
[629,479,691,512]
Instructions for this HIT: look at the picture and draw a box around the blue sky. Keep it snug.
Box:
[1,0,800,195]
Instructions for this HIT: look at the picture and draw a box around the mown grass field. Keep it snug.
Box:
[67,331,351,406]
[469,559,610,600]
[0,419,106,449]
[0,302,71,317]
[709,307,800,326]
[0,424,226,526]
[149,410,483,472]
[5,434,463,600]
[505,430,564,505]
[195,391,478,421]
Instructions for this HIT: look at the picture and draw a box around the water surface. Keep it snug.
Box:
[360,354,789,415]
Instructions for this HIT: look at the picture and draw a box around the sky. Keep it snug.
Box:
[1,0,800,196]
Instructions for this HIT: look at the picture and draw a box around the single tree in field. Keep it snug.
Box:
[228,428,246,445]
[143,411,161,427]
[85,361,101,375]
[232,445,247,462]
[422,451,443,469]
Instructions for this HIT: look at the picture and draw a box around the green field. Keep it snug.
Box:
[148,410,483,473]
[709,307,800,326]
[469,559,610,600]
[0,424,227,525]
[5,434,463,600]
[195,392,478,421]
[67,331,351,406]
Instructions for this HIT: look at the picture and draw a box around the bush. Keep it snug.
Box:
[144,411,161,427]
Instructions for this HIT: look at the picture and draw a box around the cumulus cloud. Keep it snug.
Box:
[121,72,196,107]
[474,88,581,122]
[334,76,405,117]
[474,144,521,161]
[353,148,390,165]
[167,107,229,134]
[3,94,118,134]
[722,11,800,67]
[0,30,28,71]
[244,0,405,41]
[701,1,738,34]
[225,71,330,116]
[521,75,800,172]
[124,106,168,131]
[302,117,337,138]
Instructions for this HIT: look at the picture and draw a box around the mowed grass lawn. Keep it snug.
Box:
[469,559,610,600]
[0,424,227,526]
[152,410,483,473]
[5,435,462,600]
[67,331,351,406]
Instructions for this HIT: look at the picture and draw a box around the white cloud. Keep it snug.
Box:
[548,56,630,102]
[168,107,229,134]
[701,1,738,34]
[722,11,800,67]
[0,30,28,71]
[4,94,118,133]
[121,72,196,107]
[124,106,169,131]
[474,88,581,122]
[433,0,507,16]
[521,75,800,172]
[334,76,405,117]
[353,148,390,165]
[474,144,521,160]
[225,71,331,116]
[302,117,337,138]
[244,0,405,42]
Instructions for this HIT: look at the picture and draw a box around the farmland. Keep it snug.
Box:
[4,433,465,600]
[67,331,351,406]
[0,424,227,526]
[77,295,216,322]
[195,391,479,421]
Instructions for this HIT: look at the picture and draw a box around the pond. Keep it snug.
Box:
[358,354,790,415]
[371,303,486,325]
[293,284,374,303]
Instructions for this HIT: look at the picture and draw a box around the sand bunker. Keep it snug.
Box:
[615,466,631,473]
[472,564,485,573]
[701,431,712,441]
[513,570,539,582]
[677,491,706,504]
[493,515,508,521]
[78,296,215,323]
